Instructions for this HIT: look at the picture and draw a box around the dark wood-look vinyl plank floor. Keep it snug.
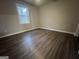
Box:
[0,29,78,59]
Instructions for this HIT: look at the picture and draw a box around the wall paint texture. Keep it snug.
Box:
[0,0,79,37]
[39,0,79,34]
[0,0,39,37]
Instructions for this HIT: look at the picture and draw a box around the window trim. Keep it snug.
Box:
[16,2,31,25]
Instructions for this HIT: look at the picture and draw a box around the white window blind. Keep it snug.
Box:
[16,3,30,24]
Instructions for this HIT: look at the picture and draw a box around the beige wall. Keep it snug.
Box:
[0,0,79,37]
[29,6,40,29]
[0,0,39,37]
[39,0,79,34]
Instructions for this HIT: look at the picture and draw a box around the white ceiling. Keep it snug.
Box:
[23,0,56,6]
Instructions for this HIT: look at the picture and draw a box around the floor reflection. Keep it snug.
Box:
[23,34,33,47]
[22,34,44,59]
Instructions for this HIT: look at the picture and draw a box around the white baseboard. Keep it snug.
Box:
[0,28,38,38]
[40,27,75,36]
[0,27,77,38]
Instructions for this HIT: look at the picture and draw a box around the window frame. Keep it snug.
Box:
[16,2,31,25]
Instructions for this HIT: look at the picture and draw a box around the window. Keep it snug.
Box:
[16,3,30,24]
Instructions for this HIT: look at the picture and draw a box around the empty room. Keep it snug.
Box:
[0,0,79,59]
